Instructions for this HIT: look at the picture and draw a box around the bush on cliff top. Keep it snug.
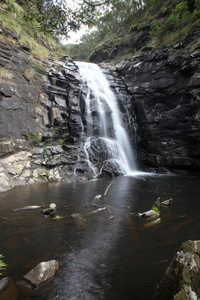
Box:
[0,0,67,59]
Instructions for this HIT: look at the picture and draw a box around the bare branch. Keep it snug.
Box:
[82,0,110,8]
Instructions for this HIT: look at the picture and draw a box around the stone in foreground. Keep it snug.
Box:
[23,260,59,288]
[0,277,18,300]
[155,240,200,299]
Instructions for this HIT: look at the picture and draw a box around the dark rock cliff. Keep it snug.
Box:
[0,33,84,191]
[91,30,200,174]
[0,34,133,192]
[1,25,200,192]
[116,46,200,173]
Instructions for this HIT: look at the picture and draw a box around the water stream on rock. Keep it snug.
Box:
[75,62,137,177]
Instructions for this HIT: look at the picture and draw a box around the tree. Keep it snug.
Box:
[15,0,99,36]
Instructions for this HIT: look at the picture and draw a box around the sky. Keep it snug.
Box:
[61,0,87,44]
[62,26,88,44]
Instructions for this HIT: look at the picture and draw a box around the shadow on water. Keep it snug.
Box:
[0,174,200,299]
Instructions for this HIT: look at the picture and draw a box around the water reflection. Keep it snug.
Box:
[0,175,200,299]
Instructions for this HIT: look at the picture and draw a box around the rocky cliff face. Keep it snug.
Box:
[115,46,200,173]
[0,32,83,192]
[0,34,133,192]
[1,26,200,192]
[92,30,200,173]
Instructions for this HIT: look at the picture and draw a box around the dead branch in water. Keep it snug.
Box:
[104,180,115,196]
[0,216,15,222]
[125,213,141,247]
[86,207,107,216]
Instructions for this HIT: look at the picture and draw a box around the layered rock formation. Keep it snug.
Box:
[156,240,200,299]
[93,30,200,174]
[1,24,200,192]
[0,34,133,192]
[115,46,200,173]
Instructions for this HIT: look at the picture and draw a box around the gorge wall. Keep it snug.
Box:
[117,46,200,174]
[0,26,200,192]
[91,27,200,174]
[0,31,133,192]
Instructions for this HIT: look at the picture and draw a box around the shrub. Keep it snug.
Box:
[27,131,42,146]
[0,67,14,82]
[0,255,7,275]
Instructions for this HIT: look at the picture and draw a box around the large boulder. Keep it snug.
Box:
[23,260,59,288]
[155,240,200,299]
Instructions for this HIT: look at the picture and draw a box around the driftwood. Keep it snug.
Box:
[138,209,160,218]
[91,203,101,208]
[41,203,56,216]
[125,213,141,246]
[91,194,102,205]
[104,180,115,196]
[86,207,107,216]
[156,197,173,206]
[149,260,169,266]
[13,205,41,211]
[0,216,15,222]
[139,218,161,229]
[161,198,173,206]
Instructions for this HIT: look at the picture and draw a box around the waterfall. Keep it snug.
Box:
[75,62,137,177]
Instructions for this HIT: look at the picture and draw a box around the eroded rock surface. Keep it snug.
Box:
[101,46,200,173]
[155,240,200,299]
[23,260,59,288]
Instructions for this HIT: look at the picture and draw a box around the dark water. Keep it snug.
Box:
[0,174,200,299]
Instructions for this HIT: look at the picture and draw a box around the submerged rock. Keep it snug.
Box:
[155,240,200,299]
[23,260,59,288]
[0,277,18,300]
[71,213,86,231]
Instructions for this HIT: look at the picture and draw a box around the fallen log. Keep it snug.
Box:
[86,207,107,216]
[138,209,160,218]
[139,218,161,229]
[41,203,56,216]
[125,213,141,246]
[138,215,186,231]
[156,197,173,206]
[104,180,115,196]
[161,198,173,206]
[0,216,15,222]
[13,205,41,211]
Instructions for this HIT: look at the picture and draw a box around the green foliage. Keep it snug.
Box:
[167,1,190,30]
[0,255,7,275]
[66,29,102,61]
[27,131,42,146]
[6,0,23,13]
[149,0,199,45]
[52,215,63,220]
[192,0,200,20]
[152,202,160,214]
[38,170,49,179]
[150,19,162,37]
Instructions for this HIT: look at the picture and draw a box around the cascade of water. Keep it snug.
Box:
[75,62,137,176]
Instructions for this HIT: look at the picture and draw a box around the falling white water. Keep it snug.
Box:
[76,62,137,176]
